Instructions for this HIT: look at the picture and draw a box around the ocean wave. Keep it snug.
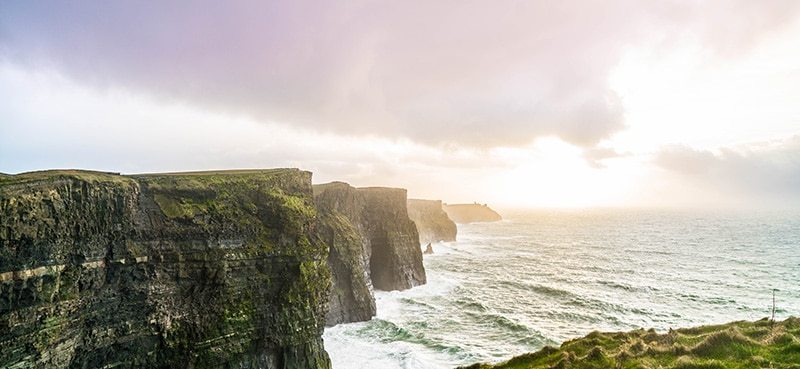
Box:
[325,210,800,369]
[354,319,467,356]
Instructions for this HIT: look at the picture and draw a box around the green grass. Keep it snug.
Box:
[459,318,800,369]
[0,169,134,186]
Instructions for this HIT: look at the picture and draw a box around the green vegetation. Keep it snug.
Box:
[0,169,135,186]
[1,168,332,369]
[459,318,800,369]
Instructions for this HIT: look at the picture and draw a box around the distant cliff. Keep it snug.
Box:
[443,203,502,223]
[407,199,457,244]
[0,170,331,369]
[314,182,426,326]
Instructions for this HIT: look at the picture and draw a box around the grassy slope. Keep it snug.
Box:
[459,318,800,369]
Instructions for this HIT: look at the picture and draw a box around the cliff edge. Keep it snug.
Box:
[0,169,331,369]
[314,182,425,326]
[407,199,457,244]
[443,203,502,224]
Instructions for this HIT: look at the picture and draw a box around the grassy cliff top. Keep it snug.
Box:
[0,168,305,185]
[131,168,302,178]
[0,169,134,187]
[459,318,800,369]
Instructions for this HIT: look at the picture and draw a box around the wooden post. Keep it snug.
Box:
[771,289,776,322]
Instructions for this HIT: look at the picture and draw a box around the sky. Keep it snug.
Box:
[1,1,799,209]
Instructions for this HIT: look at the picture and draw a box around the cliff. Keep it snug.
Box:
[358,187,426,291]
[314,182,425,326]
[313,182,374,327]
[443,203,502,224]
[407,199,457,244]
[459,318,800,369]
[0,169,331,369]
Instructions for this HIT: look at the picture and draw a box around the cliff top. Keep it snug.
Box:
[444,203,494,208]
[442,203,502,223]
[132,168,303,177]
[313,182,408,196]
[459,317,800,369]
[0,169,134,187]
[312,181,351,195]
[408,199,443,205]
[0,168,307,186]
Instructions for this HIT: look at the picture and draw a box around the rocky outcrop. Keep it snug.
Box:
[407,199,457,244]
[0,170,331,369]
[443,203,502,223]
[313,182,426,326]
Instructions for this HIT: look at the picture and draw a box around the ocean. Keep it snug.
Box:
[323,209,800,369]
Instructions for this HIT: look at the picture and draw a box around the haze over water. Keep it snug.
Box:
[324,209,800,369]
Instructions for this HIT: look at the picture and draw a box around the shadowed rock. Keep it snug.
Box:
[314,182,426,326]
[313,182,375,326]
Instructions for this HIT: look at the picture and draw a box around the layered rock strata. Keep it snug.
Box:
[0,169,331,369]
[313,182,425,326]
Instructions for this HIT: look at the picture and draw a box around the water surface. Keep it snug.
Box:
[324,209,800,368]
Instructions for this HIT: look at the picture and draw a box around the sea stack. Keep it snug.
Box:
[407,199,457,244]
[442,203,502,223]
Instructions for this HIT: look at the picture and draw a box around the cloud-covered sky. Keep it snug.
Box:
[2,1,799,208]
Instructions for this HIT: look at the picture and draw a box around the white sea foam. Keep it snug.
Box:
[325,209,800,368]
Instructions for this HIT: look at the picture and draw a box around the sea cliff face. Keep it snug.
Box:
[314,182,426,327]
[0,170,331,369]
[313,182,375,327]
[443,203,502,224]
[407,199,457,244]
[359,187,426,291]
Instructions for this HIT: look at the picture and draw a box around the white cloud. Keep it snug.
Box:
[2,1,798,148]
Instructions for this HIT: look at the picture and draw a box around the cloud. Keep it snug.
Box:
[0,63,516,204]
[2,1,798,149]
[582,147,630,169]
[653,137,800,207]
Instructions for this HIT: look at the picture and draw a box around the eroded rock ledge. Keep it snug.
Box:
[314,182,425,326]
[0,170,331,369]
[407,199,457,244]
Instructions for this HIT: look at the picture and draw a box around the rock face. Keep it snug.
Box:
[359,187,426,291]
[314,182,425,326]
[0,170,331,369]
[312,182,374,327]
[442,203,502,224]
[407,199,457,244]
